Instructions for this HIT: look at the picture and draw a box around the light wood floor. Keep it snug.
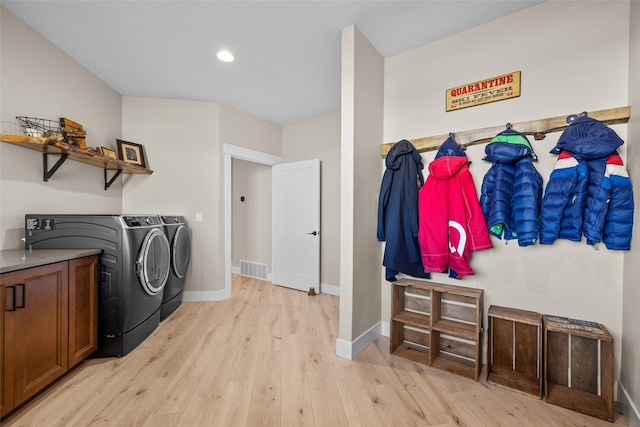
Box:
[4,275,629,426]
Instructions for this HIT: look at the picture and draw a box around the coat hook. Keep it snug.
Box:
[566,114,578,124]
[580,111,588,117]
[449,132,455,138]
[533,132,546,140]
[506,123,513,130]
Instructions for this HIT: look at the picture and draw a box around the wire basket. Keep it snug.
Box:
[15,116,64,141]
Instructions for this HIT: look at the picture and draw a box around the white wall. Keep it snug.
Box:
[122,98,281,295]
[622,1,640,424]
[232,158,272,271]
[0,6,122,250]
[384,0,629,380]
[221,104,281,285]
[122,97,221,293]
[220,104,282,157]
[282,112,341,289]
[338,25,384,358]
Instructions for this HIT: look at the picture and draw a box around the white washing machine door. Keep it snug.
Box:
[137,228,171,295]
[172,225,191,279]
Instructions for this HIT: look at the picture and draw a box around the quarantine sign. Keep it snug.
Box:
[446,71,521,112]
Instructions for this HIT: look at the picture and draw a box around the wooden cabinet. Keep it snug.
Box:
[68,257,98,368]
[1,256,97,418]
[0,270,6,417]
[4,262,69,410]
[390,279,483,380]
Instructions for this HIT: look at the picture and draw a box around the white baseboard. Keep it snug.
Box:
[336,321,382,360]
[232,266,339,296]
[381,321,390,337]
[320,282,340,296]
[184,279,333,301]
[618,382,640,426]
[183,289,230,302]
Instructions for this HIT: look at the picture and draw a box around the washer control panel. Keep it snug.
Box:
[26,217,56,230]
[160,215,185,225]
[122,216,161,228]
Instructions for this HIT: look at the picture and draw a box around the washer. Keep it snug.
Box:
[159,215,191,321]
[25,214,170,357]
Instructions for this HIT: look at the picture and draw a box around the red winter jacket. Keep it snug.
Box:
[418,138,492,279]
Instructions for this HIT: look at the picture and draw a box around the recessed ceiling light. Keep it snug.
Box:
[216,49,234,63]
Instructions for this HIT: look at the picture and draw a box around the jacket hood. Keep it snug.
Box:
[429,137,469,179]
[483,128,537,164]
[435,136,467,159]
[551,116,624,160]
[385,139,424,171]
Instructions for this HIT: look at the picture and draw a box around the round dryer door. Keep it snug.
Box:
[172,225,191,278]
[137,228,171,295]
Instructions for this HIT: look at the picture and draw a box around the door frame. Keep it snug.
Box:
[223,144,282,298]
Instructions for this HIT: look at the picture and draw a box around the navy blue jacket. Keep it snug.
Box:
[480,129,543,246]
[378,140,430,281]
[540,116,633,249]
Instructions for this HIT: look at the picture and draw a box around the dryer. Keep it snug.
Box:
[160,215,191,321]
[25,214,170,357]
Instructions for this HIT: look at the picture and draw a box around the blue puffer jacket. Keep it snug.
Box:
[378,139,431,281]
[539,116,633,249]
[480,129,543,246]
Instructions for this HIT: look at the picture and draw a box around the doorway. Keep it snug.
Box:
[232,158,273,281]
[223,144,282,297]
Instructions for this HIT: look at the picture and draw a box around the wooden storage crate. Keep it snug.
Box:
[390,279,483,380]
[487,305,542,398]
[543,315,614,422]
[390,282,431,365]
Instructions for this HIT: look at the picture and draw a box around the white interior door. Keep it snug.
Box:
[272,159,320,293]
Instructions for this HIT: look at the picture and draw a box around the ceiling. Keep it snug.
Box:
[3,1,541,126]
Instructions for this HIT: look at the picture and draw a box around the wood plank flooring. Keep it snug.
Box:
[3,275,629,426]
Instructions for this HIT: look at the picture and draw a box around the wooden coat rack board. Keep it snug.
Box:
[381,106,630,157]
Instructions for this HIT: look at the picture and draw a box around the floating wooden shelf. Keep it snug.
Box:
[0,134,153,190]
[381,105,630,157]
[390,279,483,380]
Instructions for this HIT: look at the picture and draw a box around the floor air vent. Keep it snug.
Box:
[240,260,268,280]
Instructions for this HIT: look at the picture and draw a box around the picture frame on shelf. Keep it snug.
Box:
[98,146,117,159]
[116,139,147,168]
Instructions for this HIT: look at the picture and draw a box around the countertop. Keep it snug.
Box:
[0,249,101,274]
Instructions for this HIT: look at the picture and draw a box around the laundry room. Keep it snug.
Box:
[1,1,639,426]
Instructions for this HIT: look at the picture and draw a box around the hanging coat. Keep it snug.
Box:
[480,129,543,246]
[539,116,633,249]
[418,137,492,279]
[378,140,431,282]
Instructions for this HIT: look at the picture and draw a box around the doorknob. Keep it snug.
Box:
[307,231,318,236]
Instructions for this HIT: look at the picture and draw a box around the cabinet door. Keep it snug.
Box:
[68,256,98,367]
[9,262,69,407]
[1,280,15,417]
